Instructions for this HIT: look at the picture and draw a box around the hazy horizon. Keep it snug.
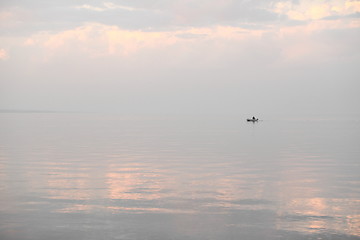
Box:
[1,0,359,115]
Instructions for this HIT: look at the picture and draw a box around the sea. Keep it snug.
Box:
[0,112,359,240]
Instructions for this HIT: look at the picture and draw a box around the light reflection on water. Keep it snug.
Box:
[0,113,359,240]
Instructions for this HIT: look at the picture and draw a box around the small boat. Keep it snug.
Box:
[247,118,258,122]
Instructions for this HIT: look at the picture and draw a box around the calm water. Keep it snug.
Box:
[0,113,359,240]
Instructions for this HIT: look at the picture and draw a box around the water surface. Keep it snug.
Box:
[0,113,359,239]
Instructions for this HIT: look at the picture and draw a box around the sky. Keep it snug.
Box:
[0,0,359,116]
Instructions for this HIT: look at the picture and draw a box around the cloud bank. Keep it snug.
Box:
[0,0,359,115]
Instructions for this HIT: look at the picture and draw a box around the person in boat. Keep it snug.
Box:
[252,116,256,120]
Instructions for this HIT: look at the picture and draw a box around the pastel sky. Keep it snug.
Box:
[1,0,359,115]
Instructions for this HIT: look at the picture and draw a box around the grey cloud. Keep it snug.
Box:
[322,12,360,21]
[0,1,173,33]
[0,0,288,34]
[175,33,208,39]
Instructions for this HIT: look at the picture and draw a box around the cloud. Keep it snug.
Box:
[0,11,14,21]
[75,2,145,12]
[21,14,359,64]
[23,23,264,60]
[24,23,175,58]
[0,48,8,60]
[71,0,285,30]
[1,0,359,35]
[0,8,32,32]
[322,11,360,20]
[274,0,360,21]
[175,33,209,39]
[76,4,105,12]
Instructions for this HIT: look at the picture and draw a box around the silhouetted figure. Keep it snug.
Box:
[247,116,258,122]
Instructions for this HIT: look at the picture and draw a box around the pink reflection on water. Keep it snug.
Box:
[45,172,93,200]
[278,198,360,236]
[276,154,360,236]
[106,206,196,214]
[56,204,97,213]
[32,152,360,237]
[105,163,166,200]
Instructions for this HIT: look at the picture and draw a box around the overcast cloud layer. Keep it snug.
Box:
[1,0,359,115]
